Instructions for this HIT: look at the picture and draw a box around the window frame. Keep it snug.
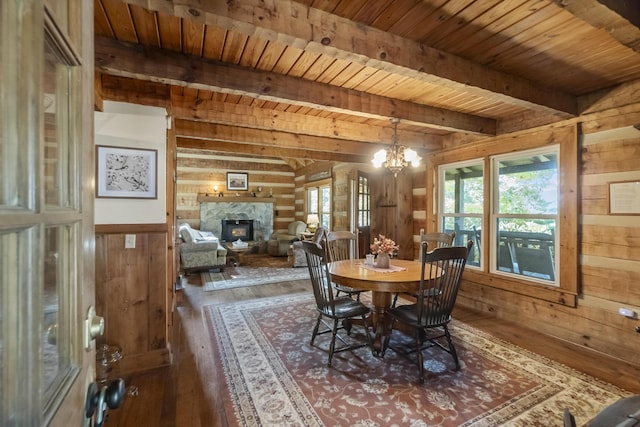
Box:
[490,147,559,286]
[306,179,331,230]
[438,158,484,270]
[429,126,578,307]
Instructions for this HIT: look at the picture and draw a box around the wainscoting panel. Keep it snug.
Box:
[95,224,171,376]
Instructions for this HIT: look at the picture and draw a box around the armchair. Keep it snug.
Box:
[178,223,227,272]
[289,227,328,267]
[267,220,307,256]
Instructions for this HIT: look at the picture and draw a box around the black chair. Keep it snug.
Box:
[303,240,372,367]
[391,231,456,308]
[563,408,576,427]
[383,240,473,382]
[325,230,367,301]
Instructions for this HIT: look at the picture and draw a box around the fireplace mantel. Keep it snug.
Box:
[197,194,273,203]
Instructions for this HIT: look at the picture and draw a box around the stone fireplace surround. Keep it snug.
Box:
[199,198,274,244]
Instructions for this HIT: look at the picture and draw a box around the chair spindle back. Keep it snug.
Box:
[303,240,335,312]
[417,240,473,325]
[325,231,358,262]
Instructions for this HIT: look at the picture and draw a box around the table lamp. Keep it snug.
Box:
[306,214,320,232]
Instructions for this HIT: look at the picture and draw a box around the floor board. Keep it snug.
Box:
[105,267,640,427]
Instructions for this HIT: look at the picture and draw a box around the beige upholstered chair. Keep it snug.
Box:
[267,220,307,256]
[178,223,227,272]
[288,227,327,267]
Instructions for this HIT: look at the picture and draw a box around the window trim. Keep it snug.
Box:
[305,178,331,230]
[490,146,559,286]
[429,126,578,307]
[438,158,485,270]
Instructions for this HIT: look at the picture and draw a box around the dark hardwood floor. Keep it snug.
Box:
[105,269,640,427]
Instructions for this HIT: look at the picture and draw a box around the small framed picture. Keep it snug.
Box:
[227,172,248,191]
[96,145,158,199]
[609,180,640,215]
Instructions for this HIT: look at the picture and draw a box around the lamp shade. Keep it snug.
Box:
[306,214,319,225]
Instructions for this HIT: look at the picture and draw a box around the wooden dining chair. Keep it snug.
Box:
[302,240,372,367]
[325,230,367,301]
[382,240,473,383]
[392,231,456,307]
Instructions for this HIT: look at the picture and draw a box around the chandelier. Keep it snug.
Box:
[372,118,422,177]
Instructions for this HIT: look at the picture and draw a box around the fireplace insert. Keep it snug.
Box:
[221,219,254,242]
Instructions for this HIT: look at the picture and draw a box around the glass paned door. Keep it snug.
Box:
[1,2,94,426]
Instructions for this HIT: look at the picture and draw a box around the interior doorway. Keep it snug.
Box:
[356,172,371,257]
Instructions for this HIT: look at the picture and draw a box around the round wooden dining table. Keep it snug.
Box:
[328,258,434,355]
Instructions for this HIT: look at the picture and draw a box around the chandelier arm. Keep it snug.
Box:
[371,118,421,177]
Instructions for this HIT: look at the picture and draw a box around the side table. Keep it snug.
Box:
[299,232,315,241]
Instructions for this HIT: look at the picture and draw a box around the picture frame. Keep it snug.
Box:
[227,172,249,191]
[609,180,640,215]
[96,145,158,199]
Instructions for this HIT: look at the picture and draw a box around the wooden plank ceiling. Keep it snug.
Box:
[94,0,640,169]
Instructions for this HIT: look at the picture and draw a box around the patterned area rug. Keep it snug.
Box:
[201,255,309,291]
[203,293,631,426]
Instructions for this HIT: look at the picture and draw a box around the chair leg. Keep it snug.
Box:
[443,325,460,370]
[310,313,322,346]
[416,330,425,383]
[381,317,395,357]
[328,319,340,367]
[391,292,399,308]
[362,313,373,350]
[343,318,353,335]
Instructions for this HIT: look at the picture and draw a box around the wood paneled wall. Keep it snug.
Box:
[331,165,352,231]
[95,224,172,376]
[444,123,640,367]
[371,169,414,259]
[176,149,296,232]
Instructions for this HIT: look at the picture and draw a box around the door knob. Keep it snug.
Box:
[84,306,104,350]
[85,379,125,427]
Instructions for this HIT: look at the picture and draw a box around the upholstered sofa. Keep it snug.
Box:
[267,220,307,256]
[178,223,227,272]
[288,227,328,267]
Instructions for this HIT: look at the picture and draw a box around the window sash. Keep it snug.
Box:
[490,147,559,286]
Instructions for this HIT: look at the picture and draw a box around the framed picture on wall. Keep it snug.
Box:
[227,172,248,191]
[609,180,640,214]
[96,145,158,199]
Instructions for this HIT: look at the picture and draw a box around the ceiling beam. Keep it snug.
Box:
[177,137,369,163]
[174,119,392,157]
[99,73,171,108]
[550,0,640,51]
[170,95,443,150]
[98,74,444,150]
[123,0,577,117]
[95,36,495,135]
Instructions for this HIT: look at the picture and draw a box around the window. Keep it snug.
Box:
[492,148,558,284]
[439,160,484,267]
[433,127,577,305]
[357,174,371,228]
[307,182,331,230]
[438,149,559,285]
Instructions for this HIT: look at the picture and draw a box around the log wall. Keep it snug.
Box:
[453,124,640,366]
[176,149,296,232]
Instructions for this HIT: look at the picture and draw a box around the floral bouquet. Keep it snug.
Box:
[370,234,398,255]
